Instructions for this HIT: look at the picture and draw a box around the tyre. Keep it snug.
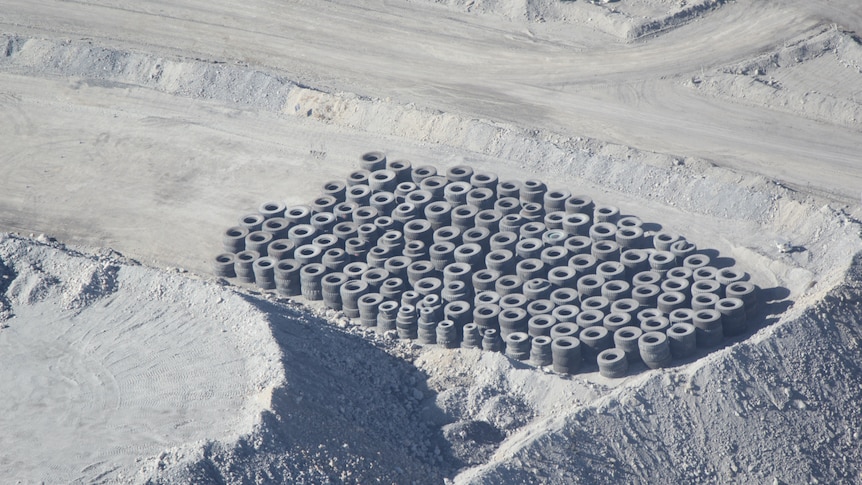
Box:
[631,284,661,307]
[321,272,349,310]
[391,202,418,226]
[493,197,521,216]
[223,226,250,253]
[564,235,592,256]
[593,204,620,224]
[347,169,371,187]
[520,179,547,204]
[544,211,566,230]
[550,322,579,339]
[691,279,721,297]
[519,221,547,240]
[343,261,369,280]
[402,240,427,262]
[543,189,571,213]
[526,299,555,317]
[292,244,321,266]
[489,231,519,252]
[632,270,662,287]
[380,277,406,301]
[551,336,582,374]
[360,267,390,292]
[648,250,676,273]
[451,205,479,232]
[274,259,302,291]
[310,195,338,214]
[504,332,531,361]
[397,304,419,340]
[547,300,578,321]
[715,297,747,336]
[470,171,499,190]
[299,263,327,301]
[603,312,632,333]
[515,238,544,260]
[377,300,400,333]
[287,223,317,247]
[499,213,526,233]
[576,309,605,330]
[579,326,612,362]
[314,234,340,255]
[246,231,274,256]
[333,201,359,222]
[387,159,413,183]
[486,249,516,273]
[661,278,691,298]
[716,267,746,287]
[466,188,496,211]
[340,279,370,318]
[516,258,546,281]
[415,277,443,296]
[596,261,626,281]
[474,210,503,232]
[482,328,503,352]
[369,191,397,216]
[425,201,453,229]
[495,275,524,296]
[368,169,398,193]
[419,175,448,201]
[407,260,437,285]
[360,151,387,172]
[284,205,313,226]
[639,331,672,369]
[523,278,553,301]
[610,298,640,317]
[473,304,502,331]
[401,290,422,307]
[615,226,643,251]
[444,181,472,206]
[617,216,643,229]
[429,242,457,271]
[253,257,277,290]
[519,202,545,222]
[530,335,553,366]
[403,219,433,244]
[262,217,291,239]
[462,227,492,253]
[640,316,670,334]
[235,250,260,283]
[542,229,567,247]
[441,280,470,304]
[357,292,385,327]
[443,262,473,285]
[461,323,483,349]
[691,292,720,311]
[499,293,529,310]
[238,213,265,232]
[213,253,236,278]
[444,300,472,326]
[550,288,579,307]
[454,243,484,267]
[589,222,617,243]
[581,295,610,314]
[562,213,591,236]
[669,308,695,324]
[667,323,696,359]
[576,274,605,300]
[568,253,598,276]
[472,269,501,292]
[613,326,643,362]
[692,266,718,281]
[497,180,522,199]
[498,307,528,337]
[670,240,697,261]
[726,281,758,318]
[417,320,437,345]
[693,308,724,347]
[405,189,434,213]
[652,231,680,251]
[636,308,663,326]
[431,226,461,247]
[394,182,419,204]
[565,195,594,214]
[321,180,347,203]
[547,266,577,289]
[597,348,628,378]
[657,291,687,314]
[683,254,711,270]
[666,266,693,281]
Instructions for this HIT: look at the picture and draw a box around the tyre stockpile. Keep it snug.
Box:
[214,151,762,378]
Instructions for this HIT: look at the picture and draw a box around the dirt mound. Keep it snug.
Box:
[0,235,283,483]
[410,0,730,40]
[448,253,862,483]
[688,26,862,129]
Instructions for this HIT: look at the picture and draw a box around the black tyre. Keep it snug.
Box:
[657,291,687,314]
[693,308,723,347]
[360,151,387,172]
[284,205,313,226]
[515,238,543,260]
[550,288,579,307]
[470,171,499,190]
[576,309,605,330]
[462,226,492,253]
[347,169,371,187]
[451,205,479,232]
[474,210,503,232]
[497,180,522,199]
[406,260,436,285]
[551,336,582,374]
[523,278,553,301]
[564,195,594,214]
[493,196,521,216]
[466,187,496,211]
[472,269,501,292]
[579,326,612,362]
[576,274,605,300]
[631,284,661,308]
[498,307,528,338]
[419,175,448,201]
[530,335,553,366]
[589,222,617,242]
[640,316,670,334]
[213,253,236,278]
[494,275,523,296]
[562,213,591,236]
[504,332,532,361]
[544,211,566,230]
[683,254,711,270]
[613,326,643,362]
[310,195,338,214]
[520,179,547,204]
[593,205,620,224]
[238,213,265,232]
[369,169,398,193]
[499,293,529,310]
[639,331,672,369]
[405,189,434,213]
[311,212,337,233]
[543,188,571,213]
[444,181,472,206]
[369,191,397,216]
[652,231,680,251]
[597,348,629,378]
[223,226,250,253]
[425,201,453,229]
[321,180,347,203]
[547,266,577,289]
[667,323,696,359]
[299,263,327,301]
[246,231,274,256]
[473,304,501,331]
[387,159,412,183]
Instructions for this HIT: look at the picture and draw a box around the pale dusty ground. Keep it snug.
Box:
[1,0,862,483]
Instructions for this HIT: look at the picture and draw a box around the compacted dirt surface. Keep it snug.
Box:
[2,1,862,483]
